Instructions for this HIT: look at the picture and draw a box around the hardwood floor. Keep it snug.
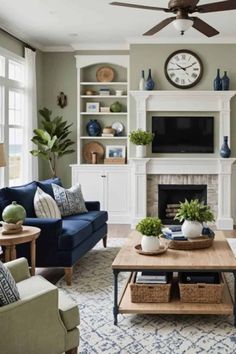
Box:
[36,224,131,283]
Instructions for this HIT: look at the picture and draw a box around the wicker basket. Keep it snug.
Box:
[179,273,224,303]
[168,236,214,250]
[130,273,172,303]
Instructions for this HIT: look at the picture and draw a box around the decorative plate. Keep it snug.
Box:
[83,142,105,163]
[112,121,124,135]
[134,244,168,256]
[96,66,115,82]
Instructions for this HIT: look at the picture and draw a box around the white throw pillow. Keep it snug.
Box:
[34,187,61,218]
[52,183,88,217]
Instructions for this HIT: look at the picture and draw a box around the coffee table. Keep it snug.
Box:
[112,231,236,325]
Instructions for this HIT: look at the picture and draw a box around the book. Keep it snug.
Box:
[102,133,114,137]
[162,227,188,241]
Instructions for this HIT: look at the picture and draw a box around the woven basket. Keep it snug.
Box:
[179,273,224,303]
[130,273,171,303]
[168,236,214,250]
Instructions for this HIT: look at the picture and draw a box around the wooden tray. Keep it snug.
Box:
[96,66,115,82]
[168,236,214,250]
[134,244,168,256]
[83,141,105,163]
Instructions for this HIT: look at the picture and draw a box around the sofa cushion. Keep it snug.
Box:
[52,184,88,216]
[63,211,108,232]
[34,187,61,219]
[37,178,62,198]
[3,181,37,217]
[58,290,80,330]
[59,220,92,250]
[0,261,20,306]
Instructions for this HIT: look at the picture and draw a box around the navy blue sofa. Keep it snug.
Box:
[0,178,108,285]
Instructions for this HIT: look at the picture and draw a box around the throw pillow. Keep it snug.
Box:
[52,183,88,217]
[0,261,20,306]
[34,187,61,218]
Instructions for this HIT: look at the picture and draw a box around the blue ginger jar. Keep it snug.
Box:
[213,68,222,91]
[145,68,155,91]
[222,71,230,90]
[86,119,101,136]
[220,136,231,158]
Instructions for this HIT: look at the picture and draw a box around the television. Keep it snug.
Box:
[152,116,214,153]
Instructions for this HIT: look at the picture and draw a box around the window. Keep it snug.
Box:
[0,48,25,186]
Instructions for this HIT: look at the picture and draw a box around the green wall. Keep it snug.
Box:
[0,31,24,57]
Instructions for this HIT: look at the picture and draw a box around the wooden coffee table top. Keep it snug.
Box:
[112,230,236,271]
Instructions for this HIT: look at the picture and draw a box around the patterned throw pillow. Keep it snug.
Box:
[0,261,20,306]
[52,183,88,217]
[34,187,61,218]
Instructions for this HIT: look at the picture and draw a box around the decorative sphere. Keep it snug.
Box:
[2,201,26,224]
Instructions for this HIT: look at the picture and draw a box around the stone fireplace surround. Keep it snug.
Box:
[130,91,236,229]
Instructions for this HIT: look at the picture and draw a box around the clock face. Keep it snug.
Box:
[164,50,203,89]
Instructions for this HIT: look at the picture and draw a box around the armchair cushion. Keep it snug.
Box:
[63,210,108,232]
[0,261,20,306]
[59,219,92,250]
[37,177,62,198]
[58,290,80,330]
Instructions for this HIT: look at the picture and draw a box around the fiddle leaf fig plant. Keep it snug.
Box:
[31,108,75,178]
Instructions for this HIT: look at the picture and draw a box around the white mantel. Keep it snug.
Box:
[130,91,236,230]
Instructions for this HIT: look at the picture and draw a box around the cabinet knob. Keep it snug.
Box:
[101,175,106,178]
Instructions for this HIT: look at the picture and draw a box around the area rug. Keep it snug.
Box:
[56,239,236,354]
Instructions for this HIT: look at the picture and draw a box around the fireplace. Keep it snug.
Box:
[158,184,207,225]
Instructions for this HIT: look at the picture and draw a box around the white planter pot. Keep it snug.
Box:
[181,220,203,239]
[136,145,146,158]
[141,235,160,252]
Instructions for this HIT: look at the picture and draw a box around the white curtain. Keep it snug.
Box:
[23,47,38,182]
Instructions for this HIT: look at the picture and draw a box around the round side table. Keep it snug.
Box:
[0,225,41,275]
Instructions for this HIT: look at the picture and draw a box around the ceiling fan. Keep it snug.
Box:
[110,0,236,37]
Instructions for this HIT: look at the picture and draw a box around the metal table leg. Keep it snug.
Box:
[113,269,119,325]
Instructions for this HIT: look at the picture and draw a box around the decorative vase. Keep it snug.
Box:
[145,69,155,91]
[222,71,230,90]
[181,220,203,239]
[139,70,145,90]
[86,119,101,136]
[213,69,222,91]
[136,145,146,158]
[141,235,160,252]
[220,136,231,158]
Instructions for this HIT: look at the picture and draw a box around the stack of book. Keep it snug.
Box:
[99,88,110,96]
[101,133,114,137]
[162,226,188,241]
[135,271,170,284]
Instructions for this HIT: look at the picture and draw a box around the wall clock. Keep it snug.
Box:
[164,50,203,89]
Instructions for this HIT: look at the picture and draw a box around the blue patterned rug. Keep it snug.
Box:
[56,239,236,354]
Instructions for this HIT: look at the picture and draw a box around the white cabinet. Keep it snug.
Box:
[71,164,131,224]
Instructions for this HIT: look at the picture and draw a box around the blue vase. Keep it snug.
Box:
[213,69,222,91]
[86,119,101,136]
[222,71,230,90]
[220,136,231,158]
[145,69,155,90]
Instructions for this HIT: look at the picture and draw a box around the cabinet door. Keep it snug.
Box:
[105,168,130,223]
[73,169,105,209]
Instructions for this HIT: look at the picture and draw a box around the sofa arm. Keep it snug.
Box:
[85,201,100,211]
[23,217,62,238]
[5,258,30,282]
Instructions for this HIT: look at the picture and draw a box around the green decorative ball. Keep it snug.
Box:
[110,101,122,113]
[2,201,26,224]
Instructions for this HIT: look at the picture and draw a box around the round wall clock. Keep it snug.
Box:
[164,50,203,89]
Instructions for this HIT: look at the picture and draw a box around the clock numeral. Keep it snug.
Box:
[174,56,180,61]
[181,54,186,60]
[181,79,185,85]
[193,68,199,71]
[192,73,198,79]
[175,77,180,83]
[169,72,175,78]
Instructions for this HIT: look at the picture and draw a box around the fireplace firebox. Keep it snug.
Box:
[158,184,207,225]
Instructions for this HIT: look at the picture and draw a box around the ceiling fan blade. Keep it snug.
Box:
[197,0,236,13]
[143,17,176,36]
[191,17,219,37]
[110,2,170,12]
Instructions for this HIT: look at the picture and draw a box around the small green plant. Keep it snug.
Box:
[31,108,75,178]
[175,199,214,223]
[136,217,163,237]
[129,129,154,145]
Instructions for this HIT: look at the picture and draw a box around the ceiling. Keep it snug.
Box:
[0,0,236,50]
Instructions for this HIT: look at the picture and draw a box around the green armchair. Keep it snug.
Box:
[0,258,79,354]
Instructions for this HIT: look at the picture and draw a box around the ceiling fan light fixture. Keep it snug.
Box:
[172,18,193,35]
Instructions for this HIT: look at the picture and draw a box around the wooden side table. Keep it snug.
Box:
[0,226,41,275]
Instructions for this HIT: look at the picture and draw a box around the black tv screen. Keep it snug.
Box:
[152,116,214,153]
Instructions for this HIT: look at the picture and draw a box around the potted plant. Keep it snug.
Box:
[31,108,75,178]
[129,129,154,158]
[175,199,215,239]
[136,217,163,252]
